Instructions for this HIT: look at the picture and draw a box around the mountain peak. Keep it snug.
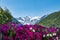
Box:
[16,16,41,25]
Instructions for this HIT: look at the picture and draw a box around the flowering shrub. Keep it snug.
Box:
[0,22,60,40]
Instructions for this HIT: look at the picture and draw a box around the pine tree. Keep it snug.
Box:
[0,7,13,24]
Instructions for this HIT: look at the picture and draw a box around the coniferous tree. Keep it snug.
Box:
[0,7,13,24]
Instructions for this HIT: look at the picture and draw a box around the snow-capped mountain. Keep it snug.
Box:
[16,16,41,25]
[12,18,22,26]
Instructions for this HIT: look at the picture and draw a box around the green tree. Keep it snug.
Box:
[4,8,13,22]
[0,7,13,24]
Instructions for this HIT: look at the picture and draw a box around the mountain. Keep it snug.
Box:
[38,11,60,27]
[16,16,41,25]
[12,18,22,26]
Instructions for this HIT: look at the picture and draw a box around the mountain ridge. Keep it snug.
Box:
[39,11,60,27]
[16,16,41,25]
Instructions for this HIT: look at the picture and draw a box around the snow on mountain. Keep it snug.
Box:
[31,16,40,20]
[12,18,22,26]
[16,16,41,25]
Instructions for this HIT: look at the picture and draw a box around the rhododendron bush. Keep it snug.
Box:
[0,22,60,40]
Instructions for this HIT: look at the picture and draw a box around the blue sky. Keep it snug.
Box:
[0,0,60,18]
